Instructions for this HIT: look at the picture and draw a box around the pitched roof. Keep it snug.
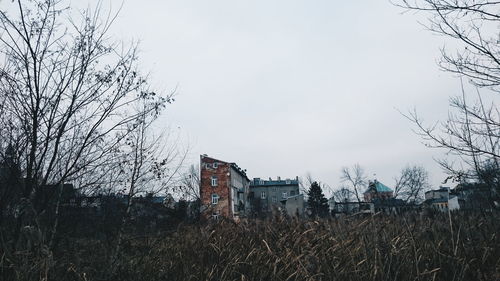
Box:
[200,154,250,181]
[364,180,393,194]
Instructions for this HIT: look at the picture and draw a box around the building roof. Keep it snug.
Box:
[201,154,228,164]
[364,180,393,194]
[230,163,250,181]
[250,177,299,187]
[201,154,249,181]
[425,187,450,194]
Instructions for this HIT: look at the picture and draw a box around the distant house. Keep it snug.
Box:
[423,187,460,212]
[199,155,250,220]
[248,177,302,217]
[454,182,497,211]
[363,180,394,202]
[427,197,460,212]
[330,198,410,216]
[372,198,412,214]
[330,201,374,216]
[331,181,412,216]
[424,187,450,201]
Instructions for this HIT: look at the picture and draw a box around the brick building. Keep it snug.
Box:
[363,180,394,202]
[199,155,250,220]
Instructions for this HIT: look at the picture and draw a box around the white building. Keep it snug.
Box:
[424,187,460,212]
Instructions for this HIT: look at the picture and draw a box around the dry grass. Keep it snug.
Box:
[1,211,500,281]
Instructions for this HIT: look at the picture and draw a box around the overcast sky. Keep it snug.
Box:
[87,0,464,195]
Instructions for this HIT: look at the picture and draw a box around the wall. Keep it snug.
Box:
[448,196,460,211]
[229,167,250,216]
[285,195,304,217]
[200,156,232,219]
[425,190,449,200]
[250,184,300,212]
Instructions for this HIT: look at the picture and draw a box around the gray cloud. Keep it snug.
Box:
[98,1,466,194]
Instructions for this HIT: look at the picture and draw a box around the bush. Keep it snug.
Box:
[1,212,499,281]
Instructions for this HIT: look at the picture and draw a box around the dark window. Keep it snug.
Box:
[212,194,219,204]
[211,176,218,187]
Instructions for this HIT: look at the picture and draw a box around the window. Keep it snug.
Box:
[272,196,277,203]
[211,176,218,187]
[282,192,287,198]
[213,162,218,169]
[212,194,219,204]
[212,211,220,220]
[261,191,266,199]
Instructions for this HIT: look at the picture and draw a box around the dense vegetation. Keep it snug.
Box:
[1,211,499,281]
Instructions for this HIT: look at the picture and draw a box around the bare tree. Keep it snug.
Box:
[332,186,354,203]
[177,164,200,201]
[110,101,187,271]
[117,106,187,202]
[406,86,499,182]
[395,1,500,91]
[477,158,500,191]
[394,165,430,202]
[300,173,333,198]
[298,173,314,195]
[340,164,367,203]
[0,0,171,247]
[396,0,500,187]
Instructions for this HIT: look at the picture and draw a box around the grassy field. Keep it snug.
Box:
[2,211,500,281]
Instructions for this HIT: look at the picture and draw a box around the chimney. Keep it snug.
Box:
[277,176,281,181]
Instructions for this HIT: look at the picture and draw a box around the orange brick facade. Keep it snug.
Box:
[200,156,233,219]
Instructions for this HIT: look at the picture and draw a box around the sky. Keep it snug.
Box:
[76,1,465,195]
